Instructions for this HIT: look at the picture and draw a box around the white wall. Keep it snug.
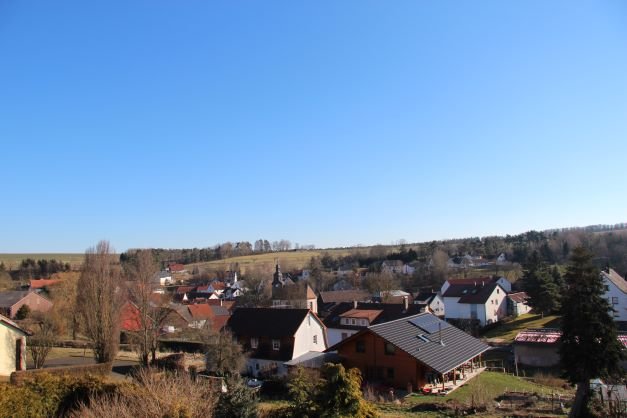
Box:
[0,324,26,376]
[293,312,326,358]
[484,286,507,325]
[603,276,627,321]
[429,294,445,316]
[327,328,358,347]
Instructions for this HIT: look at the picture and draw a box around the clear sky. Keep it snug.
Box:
[1,1,626,253]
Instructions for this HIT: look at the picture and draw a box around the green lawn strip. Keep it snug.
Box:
[482,314,561,342]
[377,372,573,417]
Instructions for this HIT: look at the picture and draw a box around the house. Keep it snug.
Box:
[323,300,423,346]
[227,308,327,377]
[327,312,490,391]
[507,292,532,317]
[514,328,627,368]
[513,328,562,367]
[381,260,404,274]
[168,263,186,273]
[0,291,53,318]
[318,289,371,316]
[271,263,317,313]
[0,314,30,376]
[187,303,231,332]
[601,269,627,321]
[29,279,61,292]
[441,280,508,326]
[119,301,142,332]
[413,292,445,317]
[440,276,511,294]
[153,271,172,286]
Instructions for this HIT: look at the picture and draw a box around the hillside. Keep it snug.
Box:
[185,248,354,273]
[0,253,84,269]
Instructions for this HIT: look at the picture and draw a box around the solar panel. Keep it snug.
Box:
[408,315,451,334]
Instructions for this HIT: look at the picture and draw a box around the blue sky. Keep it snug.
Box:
[1,1,626,252]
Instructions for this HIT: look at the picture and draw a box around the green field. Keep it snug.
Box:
[482,314,561,343]
[185,249,355,273]
[0,253,84,269]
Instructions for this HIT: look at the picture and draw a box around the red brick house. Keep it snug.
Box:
[327,312,489,391]
[0,291,53,318]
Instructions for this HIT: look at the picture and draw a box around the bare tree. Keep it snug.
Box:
[27,311,57,369]
[77,240,124,363]
[203,328,246,377]
[126,250,170,366]
[48,272,80,339]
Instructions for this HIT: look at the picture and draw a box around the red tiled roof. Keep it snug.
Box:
[188,304,212,320]
[30,279,61,289]
[120,302,142,332]
[339,309,383,322]
[176,286,195,294]
[169,263,185,272]
[212,282,226,290]
[508,292,529,304]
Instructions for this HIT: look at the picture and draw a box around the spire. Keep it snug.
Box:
[272,259,283,287]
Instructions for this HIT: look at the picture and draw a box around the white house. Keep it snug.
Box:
[413,292,445,317]
[507,292,532,317]
[227,308,327,377]
[602,269,627,321]
[0,314,29,376]
[442,280,508,326]
[152,271,172,286]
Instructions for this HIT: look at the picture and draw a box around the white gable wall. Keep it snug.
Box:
[603,275,627,321]
[292,312,326,358]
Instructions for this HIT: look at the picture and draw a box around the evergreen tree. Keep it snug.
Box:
[523,251,561,316]
[316,363,377,418]
[560,247,624,417]
[214,376,257,418]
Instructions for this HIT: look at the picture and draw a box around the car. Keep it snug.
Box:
[246,378,263,389]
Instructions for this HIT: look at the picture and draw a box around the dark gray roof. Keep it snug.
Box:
[366,313,489,375]
[0,291,33,307]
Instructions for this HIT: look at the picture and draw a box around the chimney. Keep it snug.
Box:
[403,295,408,311]
[353,300,358,309]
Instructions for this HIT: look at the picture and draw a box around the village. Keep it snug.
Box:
[0,242,626,417]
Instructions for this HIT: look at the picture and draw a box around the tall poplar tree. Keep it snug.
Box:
[560,247,624,417]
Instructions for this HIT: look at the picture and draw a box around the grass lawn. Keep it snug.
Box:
[0,253,85,269]
[377,371,574,417]
[482,314,561,343]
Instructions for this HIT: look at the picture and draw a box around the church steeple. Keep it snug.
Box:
[272,259,283,287]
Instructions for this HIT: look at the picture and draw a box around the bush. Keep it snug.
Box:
[0,373,119,418]
[15,305,30,320]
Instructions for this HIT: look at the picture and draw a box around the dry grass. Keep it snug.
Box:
[71,369,218,418]
[185,248,355,273]
[482,314,561,343]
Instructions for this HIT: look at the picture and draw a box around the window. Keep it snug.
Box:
[251,337,258,349]
[309,301,313,310]
[497,288,500,294]
[313,335,318,344]
[351,319,356,325]
[387,367,395,379]
[341,332,348,340]
[272,339,280,351]
[612,297,619,305]
[255,363,259,370]
[356,340,365,353]
[384,342,396,355]
[308,315,311,326]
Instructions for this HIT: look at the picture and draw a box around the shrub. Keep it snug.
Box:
[0,373,119,418]
[72,369,218,417]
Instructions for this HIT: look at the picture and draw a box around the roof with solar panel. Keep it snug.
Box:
[327,312,490,375]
